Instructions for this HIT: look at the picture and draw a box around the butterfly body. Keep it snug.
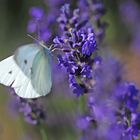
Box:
[0,43,52,98]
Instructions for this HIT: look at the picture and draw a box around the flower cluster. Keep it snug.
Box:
[8,88,46,125]
[53,4,98,96]
[27,0,70,43]
[76,57,123,140]
[27,7,52,42]
[18,98,46,125]
[78,57,140,140]
[78,0,107,43]
[115,82,140,139]
[120,0,140,53]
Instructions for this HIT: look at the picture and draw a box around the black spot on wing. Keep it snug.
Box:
[9,71,12,74]
[24,59,27,64]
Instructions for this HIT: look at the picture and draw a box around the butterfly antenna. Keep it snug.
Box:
[27,34,47,48]
[37,22,41,41]
[27,34,39,42]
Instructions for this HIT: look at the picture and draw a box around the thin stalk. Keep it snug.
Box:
[39,125,48,140]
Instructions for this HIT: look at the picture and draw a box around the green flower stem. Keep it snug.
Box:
[39,125,48,140]
[79,94,87,114]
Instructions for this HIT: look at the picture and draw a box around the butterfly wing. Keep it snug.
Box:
[0,56,19,86]
[14,74,41,98]
[0,44,52,98]
[14,43,40,77]
[0,55,41,98]
[31,48,52,96]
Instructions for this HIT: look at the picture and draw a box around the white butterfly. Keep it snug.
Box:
[0,43,52,98]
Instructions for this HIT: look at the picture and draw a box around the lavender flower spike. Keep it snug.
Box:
[8,87,46,125]
[54,4,98,96]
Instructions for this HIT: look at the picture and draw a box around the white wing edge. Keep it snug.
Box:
[0,55,42,98]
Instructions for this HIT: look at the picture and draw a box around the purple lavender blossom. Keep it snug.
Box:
[120,0,140,27]
[54,4,98,96]
[119,0,140,53]
[77,116,91,131]
[115,82,140,140]
[27,7,51,42]
[57,4,89,35]
[82,33,97,56]
[27,0,70,43]
[78,0,107,43]
[7,87,46,125]
[84,55,123,131]
[84,56,140,140]
[19,98,46,125]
